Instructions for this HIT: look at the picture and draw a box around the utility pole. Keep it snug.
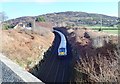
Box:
[100,15,102,31]
[33,17,36,32]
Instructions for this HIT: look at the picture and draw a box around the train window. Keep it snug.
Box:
[59,48,65,52]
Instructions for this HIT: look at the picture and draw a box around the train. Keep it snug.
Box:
[53,30,67,56]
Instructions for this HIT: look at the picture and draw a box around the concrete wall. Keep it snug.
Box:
[0,53,44,83]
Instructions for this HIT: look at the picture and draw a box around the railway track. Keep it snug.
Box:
[35,30,73,83]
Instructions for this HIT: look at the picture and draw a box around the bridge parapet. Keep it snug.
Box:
[0,53,44,83]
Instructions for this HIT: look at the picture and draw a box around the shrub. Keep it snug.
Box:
[36,16,45,22]
[2,24,14,30]
[2,24,9,30]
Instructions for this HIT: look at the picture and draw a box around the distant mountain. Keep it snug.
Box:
[4,11,118,27]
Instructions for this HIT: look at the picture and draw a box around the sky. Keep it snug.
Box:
[0,0,119,20]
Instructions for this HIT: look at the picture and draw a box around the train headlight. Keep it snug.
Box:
[60,52,64,55]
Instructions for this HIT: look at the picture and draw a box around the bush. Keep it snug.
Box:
[2,24,9,30]
[36,16,45,22]
[2,24,14,30]
[98,28,102,31]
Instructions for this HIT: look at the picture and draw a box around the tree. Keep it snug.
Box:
[2,24,14,30]
[36,16,45,22]
[0,11,8,21]
[72,24,75,27]
[2,24,9,30]
[98,28,102,31]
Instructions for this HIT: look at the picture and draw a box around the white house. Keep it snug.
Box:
[14,22,32,30]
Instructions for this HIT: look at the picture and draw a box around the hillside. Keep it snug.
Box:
[0,27,54,70]
[67,28,119,82]
[4,11,117,27]
[1,11,119,83]
[54,27,119,82]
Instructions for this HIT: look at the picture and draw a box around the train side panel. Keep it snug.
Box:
[53,30,67,56]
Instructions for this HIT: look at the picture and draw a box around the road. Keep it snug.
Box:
[36,30,73,83]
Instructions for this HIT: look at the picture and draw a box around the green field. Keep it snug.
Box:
[102,30,118,34]
[86,25,117,29]
[87,26,117,30]
[86,26,118,34]
[74,25,119,34]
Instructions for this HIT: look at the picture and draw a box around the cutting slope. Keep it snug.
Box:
[54,27,119,83]
[0,28,54,69]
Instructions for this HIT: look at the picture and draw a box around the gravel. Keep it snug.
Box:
[0,60,26,83]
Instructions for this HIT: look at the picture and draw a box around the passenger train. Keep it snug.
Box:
[53,30,67,56]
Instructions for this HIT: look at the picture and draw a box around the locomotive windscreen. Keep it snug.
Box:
[59,48,65,52]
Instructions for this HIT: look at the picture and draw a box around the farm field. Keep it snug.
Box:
[87,26,117,29]
[86,26,118,34]
[102,30,118,34]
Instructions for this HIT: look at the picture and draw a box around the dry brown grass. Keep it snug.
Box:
[67,28,119,82]
[0,28,54,69]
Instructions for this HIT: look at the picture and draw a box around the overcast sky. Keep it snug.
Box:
[0,0,119,20]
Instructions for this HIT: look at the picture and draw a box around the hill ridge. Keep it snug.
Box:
[4,11,118,27]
